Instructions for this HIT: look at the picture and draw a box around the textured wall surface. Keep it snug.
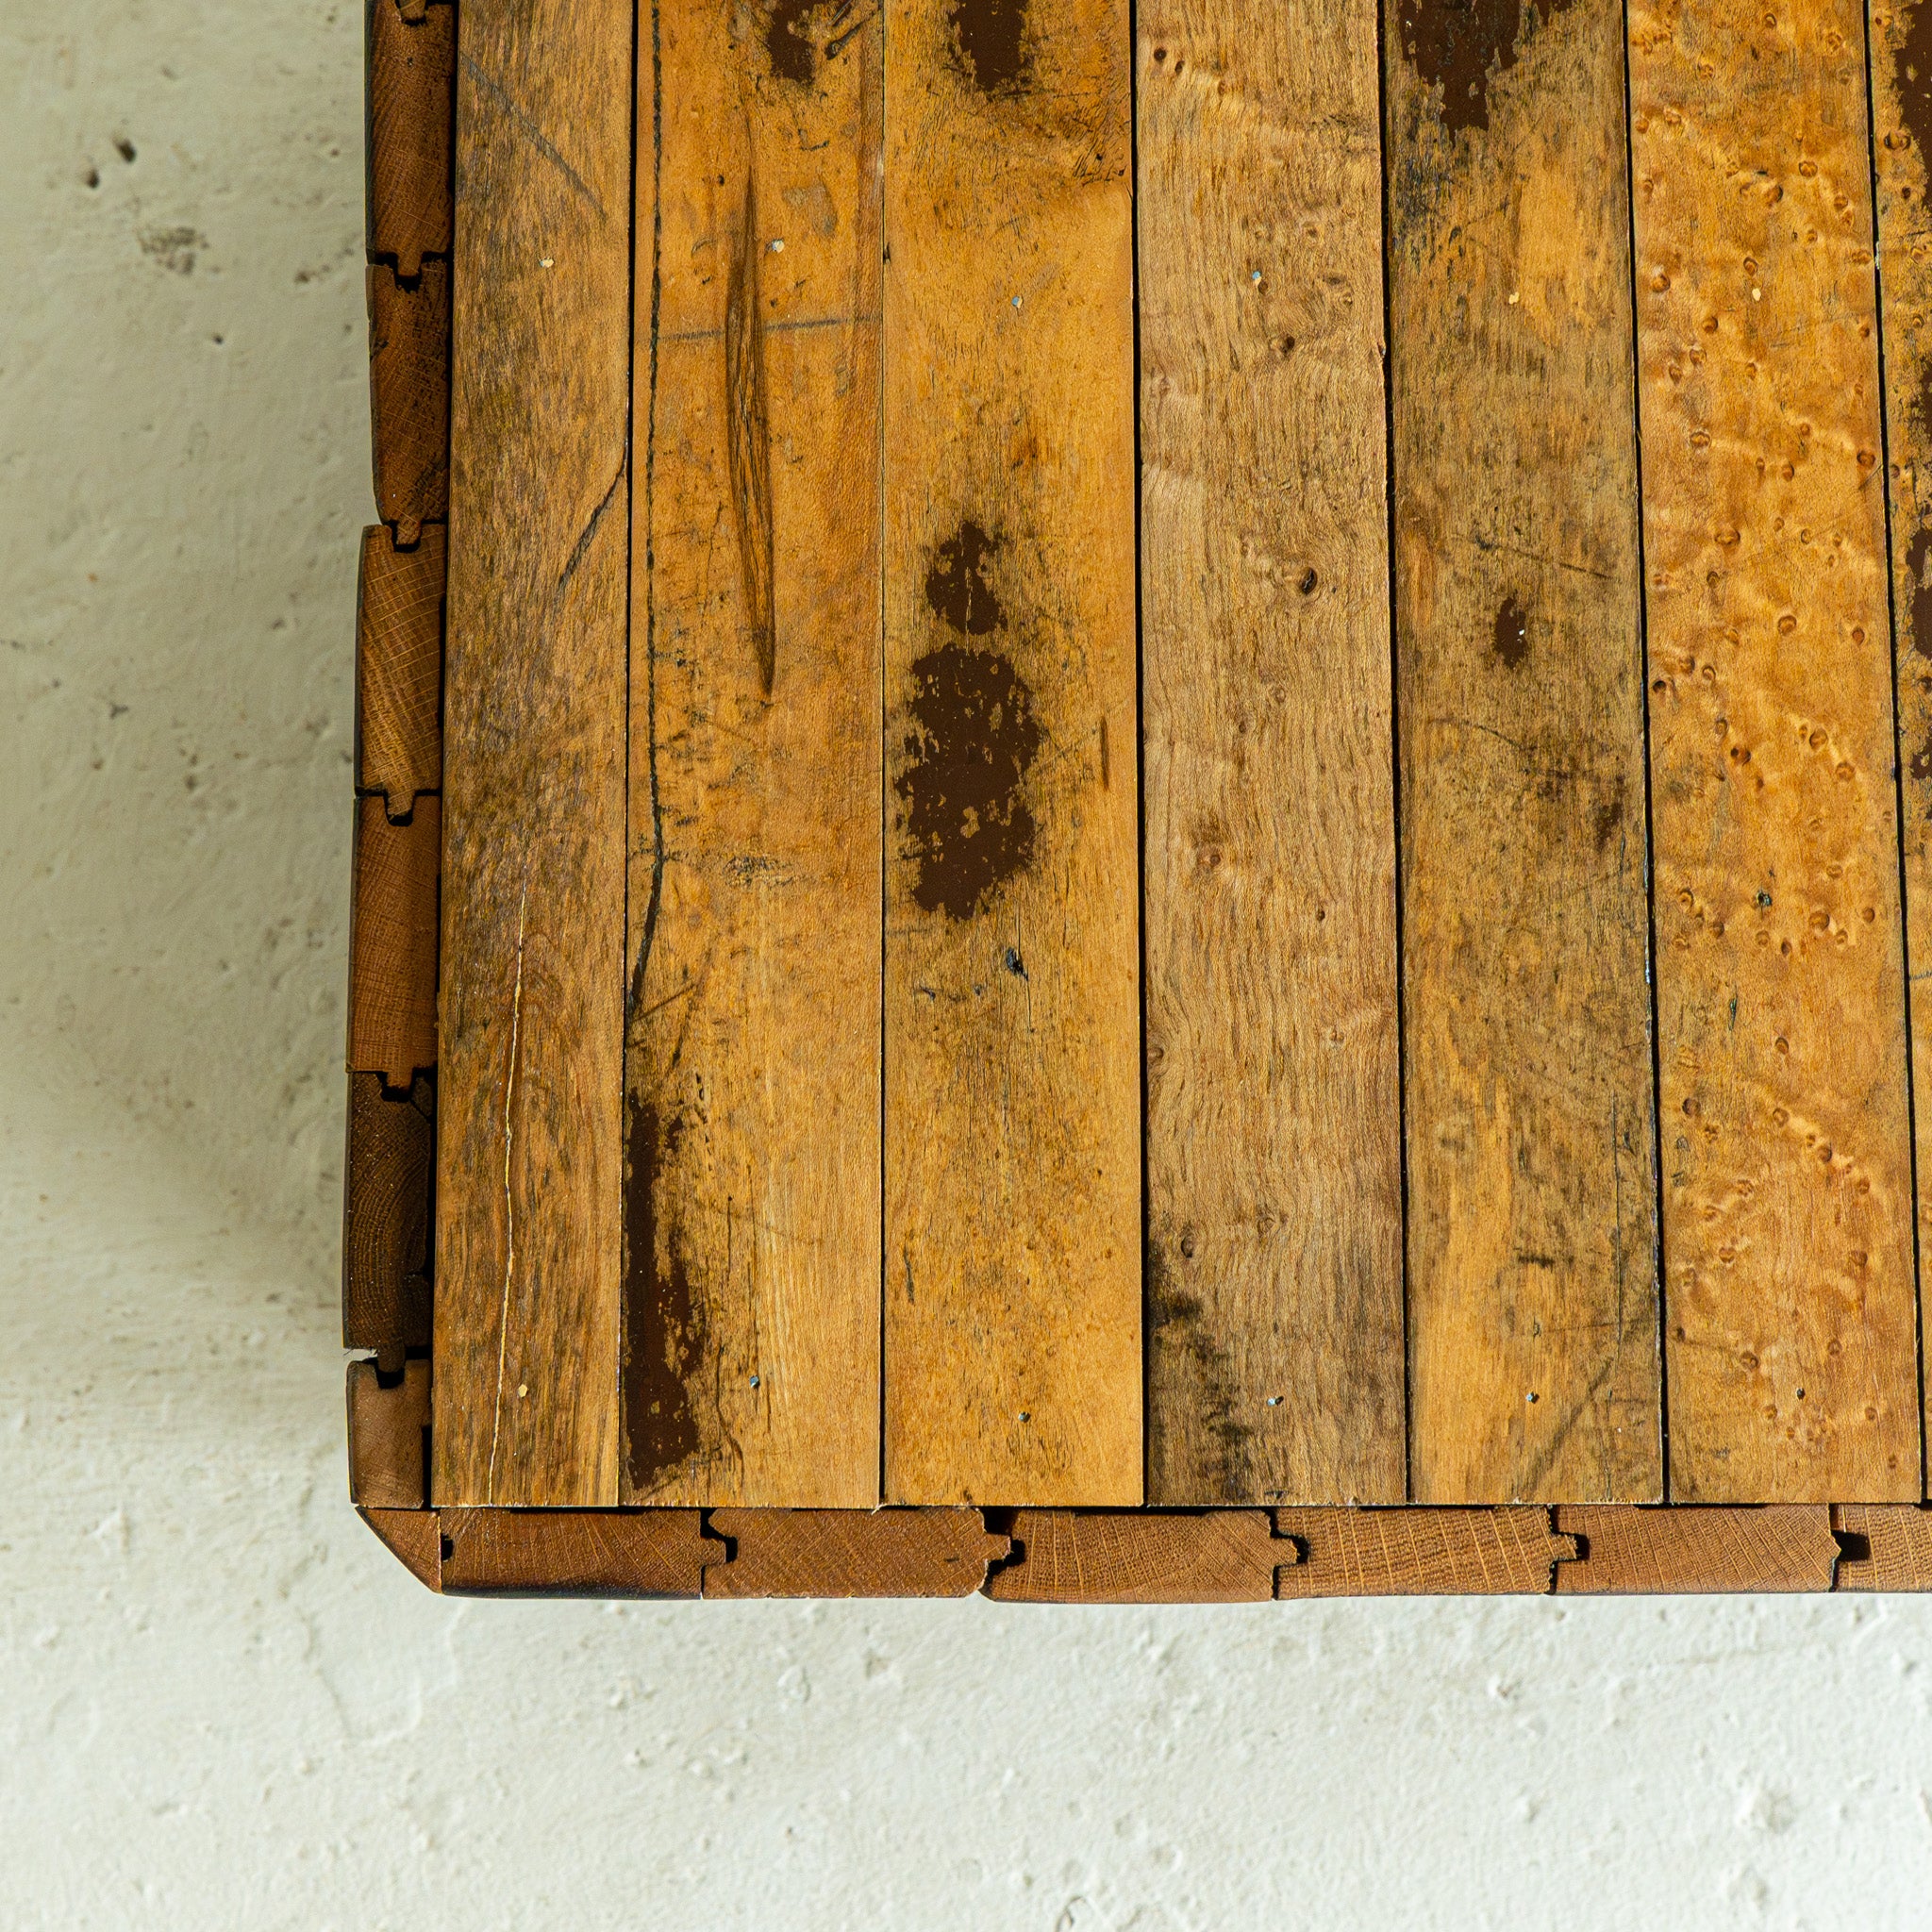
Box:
[6,5,1932,1927]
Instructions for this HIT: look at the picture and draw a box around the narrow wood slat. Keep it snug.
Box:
[987,1509,1288,1601]
[1630,0,1918,1499]
[704,1508,1010,1599]
[356,524,443,814]
[347,1358,432,1509]
[1553,1505,1838,1592]
[881,0,1141,1504]
[435,0,632,1506]
[349,792,440,1088]
[341,1070,434,1360]
[1388,0,1661,1500]
[1870,0,1932,1495]
[369,259,451,544]
[440,1508,708,1596]
[1139,0,1404,1505]
[367,0,454,280]
[620,1,883,1508]
[1274,1506,1573,1595]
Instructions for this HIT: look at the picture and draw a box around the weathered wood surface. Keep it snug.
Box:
[622,0,883,1509]
[987,1509,1290,1601]
[349,792,440,1088]
[1139,0,1405,1506]
[1387,0,1661,1502]
[1630,0,1918,1500]
[341,1071,434,1363]
[367,0,454,280]
[1274,1506,1575,1595]
[440,1507,709,1596]
[1871,0,1932,1495]
[1553,1505,1838,1592]
[880,0,1141,1505]
[368,258,450,544]
[357,524,443,815]
[435,0,632,1506]
[705,1508,1010,1598]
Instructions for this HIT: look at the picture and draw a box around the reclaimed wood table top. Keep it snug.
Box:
[342,0,1932,1597]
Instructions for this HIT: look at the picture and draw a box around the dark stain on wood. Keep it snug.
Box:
[724,175,777,696]
[624,1100,705,1490]
[1593,774,1626,854]
[1146,1240,1252,1501]
[947,0,1031,99]
[765,0,865,86]
[896,641,1042,919]
[924,517,1006,634]
[1397,0,1573,134]
[1492,591,1529,668]
[1895,1,1932,191]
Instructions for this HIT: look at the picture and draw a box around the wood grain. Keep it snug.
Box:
[986,1509,1290,1601]
[367,0,454,279]
[435,0,631,1507]
[1139,0,1404,1506]
[357,524,444,815]
[881,0,1141,1506]
[369,259,451,544]
[1869,0,1932,1497]
[358,1507,444,1591]
[1274,1506,1574,1595]
[1630,0,1919,1500]
[1833,1502,1932,1587]
[622,0,882,1508]
[349,793,440,1088]
[1388,0,1661,1502]
[347,1358,433,1508]
[704,1508,1010,1598]
[1553,1505,1838,1592]
[440,1507,708,1596]
[341,1070,434,1363]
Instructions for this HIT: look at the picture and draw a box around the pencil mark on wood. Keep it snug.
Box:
[485,880,529,1505]
[725,175,777,696]
[554,463,625,608]
[947,0,1031,97]
[458,51,608,218]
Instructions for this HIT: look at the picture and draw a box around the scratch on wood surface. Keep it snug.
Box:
[724,174,776,695]
[458,51,608,219]
[485,878,529,1503]
[554,464,625,608]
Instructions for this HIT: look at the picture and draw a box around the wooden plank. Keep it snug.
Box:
[346,1358,432,1509]
[434,0,631,1507]
[986,1510,1289,1601]
[1631,0,1919,1499]
[358,1507,444,1591]
[1138,0,1404,1505]
[1388,0,1661,1501]
[1553,1506,1837,1593]
[621,0,883,1508]
[1833,1502,1932,1588]
[367,0,454,280]
[440,1508,708,1596]
[1870,0,1932,1496]
[880,0,1141,1506]
[368,259,450,544]
[1274,1507,1574,1595]
[341,1071,434,1362]
[704,1509,1009,1598]
[349,793,440,1088]
[356,524,443,815]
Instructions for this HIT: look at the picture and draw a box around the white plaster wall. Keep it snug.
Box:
[6,5,1932,1925]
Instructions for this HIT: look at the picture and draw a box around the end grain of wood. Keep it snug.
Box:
[1630,0,1920,1500]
